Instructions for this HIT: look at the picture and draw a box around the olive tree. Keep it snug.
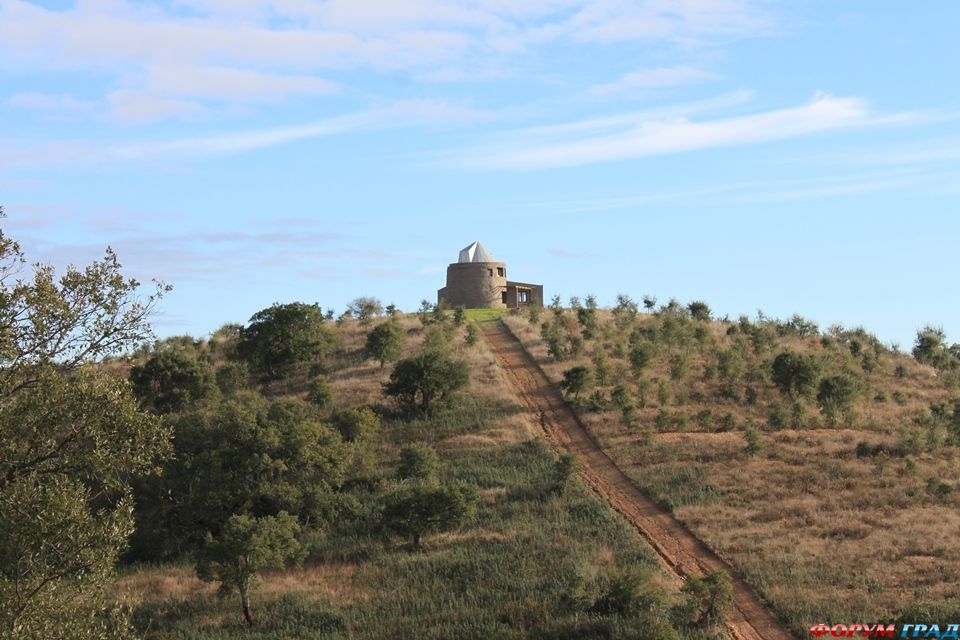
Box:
[0,219,171,638]
[130,347,217,413]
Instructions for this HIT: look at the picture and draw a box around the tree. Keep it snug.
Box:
[0,221,171,638]
[130,348,217,413]
[364,320,406,368]
[913,325,957,370]
[397,444,441,482]
[383,350,469,411]
[347,297,384,324]
[687,300,711,322]
[129,396,349,561]
[237,302,334,380]
[380,482,478,547]
[816,374,857,424]
[307,374,333,408]
[612,294,638,329]
[560,365,594,401]
[673,570,733,629]
[331,406,381,443]
[216,361,250,396]
[770,351,820,400]
[551,453,578,495]
[195,512,306,626]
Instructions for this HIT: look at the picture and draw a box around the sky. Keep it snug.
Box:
[1,1,958,348]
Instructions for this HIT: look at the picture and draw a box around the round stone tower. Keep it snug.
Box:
[437,241,508,308]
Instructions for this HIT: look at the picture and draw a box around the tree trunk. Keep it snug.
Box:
[241,589,254,626]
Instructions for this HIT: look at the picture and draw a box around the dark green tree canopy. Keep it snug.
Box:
[237,302,335,380]
[383,350,469,411]
[364,320,406,368]
[380,482,478,547]
[130,347,217,413]
[770,351,821,400]
[560,365,594,400]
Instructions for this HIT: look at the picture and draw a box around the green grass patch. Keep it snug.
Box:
[463,308,508,322]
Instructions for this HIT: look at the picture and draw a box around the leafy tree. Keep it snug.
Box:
[770,351,820,400]
[673,570,733,629]
[380,482,478,548]
[687,300,711,322]
[913,325,957,370]
[383,350,469,411]
[307,375,333,408]
[642,295,658,311]
[816,374,857,424]
[629,343,653,378]
[560,366,594,401]
[397,444,441,482]
[331,407,381,443]
[0,222,171,638]
[612,294,638,329]
[130,348,217,413]
[216,361,250,396]
[195,512,306,626]
[347,296,384,324]
[237,302,334,380]
[130,396,349,560]
[364,320,406,368]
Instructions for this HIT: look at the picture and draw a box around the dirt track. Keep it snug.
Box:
[481,320,795,640]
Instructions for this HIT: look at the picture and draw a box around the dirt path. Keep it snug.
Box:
[481,320,795,640]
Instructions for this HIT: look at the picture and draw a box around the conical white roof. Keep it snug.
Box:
[458,241,496,263]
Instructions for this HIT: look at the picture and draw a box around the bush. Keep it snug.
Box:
[551,453,578,495]
[672,570,733,629]
[380,481,479,548]
[771,351,820,399]
[216,361,250,396]
[364,320,406,368]
[560,366,594,401]
[307,375,333,408]
[331,407,380,443]
[397,444,441,481]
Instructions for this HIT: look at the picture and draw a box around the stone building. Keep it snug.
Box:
[437,241,543,309]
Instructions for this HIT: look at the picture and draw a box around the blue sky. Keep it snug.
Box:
[2,1,958,348]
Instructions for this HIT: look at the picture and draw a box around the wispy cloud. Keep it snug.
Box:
[437,93,902,170]
[588,65,718,96]
[0,0,772,122]
[0,99,491,167]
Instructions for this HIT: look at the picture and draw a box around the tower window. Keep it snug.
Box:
[488,268,493,276]
[497,267,505,277]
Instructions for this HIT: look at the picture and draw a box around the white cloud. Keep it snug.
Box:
[588,65,718,96]
[440,93,881,170]
[8,91,95,112]
[0,0,773,121]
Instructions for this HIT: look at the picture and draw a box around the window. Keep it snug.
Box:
[519,290,530,303]
[487,268,493,277]
[497,267,505,277]
[501,291,508,303]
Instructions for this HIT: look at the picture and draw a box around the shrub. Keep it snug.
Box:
[560,366,594,401]
[672,570,733,629]
[331,407,381,443]
[364,320,406,368]
[380,482,479,548]
[397,444,442,482]
[817,375,857,425]
[307,375,333,408]
[743,426,762,456]
[216,361,250,396]
[551,453,578,495]
[771,351,821,399]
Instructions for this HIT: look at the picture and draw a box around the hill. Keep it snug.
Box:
[502,297,960,634]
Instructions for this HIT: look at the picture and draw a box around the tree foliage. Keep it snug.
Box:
[383,350,469,411]
[364,320,406,368]
[380,482,478,547]
[130,348,217,413]
[347,297,384,324]
[237,302,334,380]
[770,351,820,399]
[560,365,593,400]
[195,512,306,626]
[0,221,171,638]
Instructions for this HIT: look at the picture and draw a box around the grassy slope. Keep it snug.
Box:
[503,308,960,634]
[111,316,685,639]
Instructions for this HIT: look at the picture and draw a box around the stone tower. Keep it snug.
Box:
[437,241,543,309]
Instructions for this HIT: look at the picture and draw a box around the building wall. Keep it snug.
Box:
[505,281,544,308]
[437,262,508,308]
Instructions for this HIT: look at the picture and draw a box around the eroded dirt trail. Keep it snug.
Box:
[481,320,795,640]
